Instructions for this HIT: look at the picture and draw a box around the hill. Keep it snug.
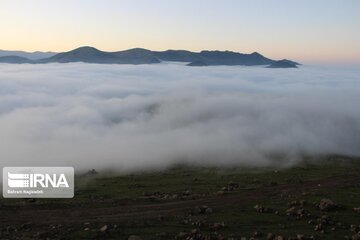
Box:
[267,59,299,68]
[0,56,33,64]
[0,50,56,60]
[39,46,160,64]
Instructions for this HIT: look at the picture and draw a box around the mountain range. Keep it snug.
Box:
[0,46,299,67]
[0,49,56,60]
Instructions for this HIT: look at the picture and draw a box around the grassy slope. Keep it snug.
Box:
[0,156,359,239]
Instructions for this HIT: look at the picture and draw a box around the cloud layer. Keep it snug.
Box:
[0,63,359,171]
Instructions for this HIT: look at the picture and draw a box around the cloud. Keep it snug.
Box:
[0,63,359,172]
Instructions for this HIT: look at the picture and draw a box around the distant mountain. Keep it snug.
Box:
[39,47,160,64]
[0,46,299,67]
[112,48,160,64]
[0,50,56,60]
[267,59,298,68]
[153,50,200,62]
[198,51,274,66]
[0,56,33,64]
[154,50,274,66]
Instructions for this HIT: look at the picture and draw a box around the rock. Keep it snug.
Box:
[318,199,337,211]
[354,207,360,213]
[253,231,262,237]
[193,205,213,214]
[297,208,305,215]
[99,225,108,232]
[217,190,225,195]
[314,224,322,231]
[213,222,225,230]
[192,206,202,214]
[266,233,275,240]
[254,204,271,213]
[286,206,297,216]
[183,190,191,196]
[176,232,187,239]
[128,235,142,240]
[83,169,98,177]
[352,234,360,240]
[228,181,239,188]
[296,234,305,240]
[275,236,285,240]
[350,224,357,231]
[205,207,213,214]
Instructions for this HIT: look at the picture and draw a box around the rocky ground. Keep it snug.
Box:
[0,156,359,240]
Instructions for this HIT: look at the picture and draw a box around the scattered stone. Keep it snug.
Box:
[350,224,358,232]
[254,204,272,213]
[192,205,213,215]
[220,181,240,192]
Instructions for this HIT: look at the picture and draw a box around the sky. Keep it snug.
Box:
[0,0,359,63]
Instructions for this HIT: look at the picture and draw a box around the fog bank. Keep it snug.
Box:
[0,63,359,171]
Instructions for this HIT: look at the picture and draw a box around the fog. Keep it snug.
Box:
[0,63,359,172]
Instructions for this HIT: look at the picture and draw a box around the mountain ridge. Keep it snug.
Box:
[0,50,56,60]
[0,46,300,67]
